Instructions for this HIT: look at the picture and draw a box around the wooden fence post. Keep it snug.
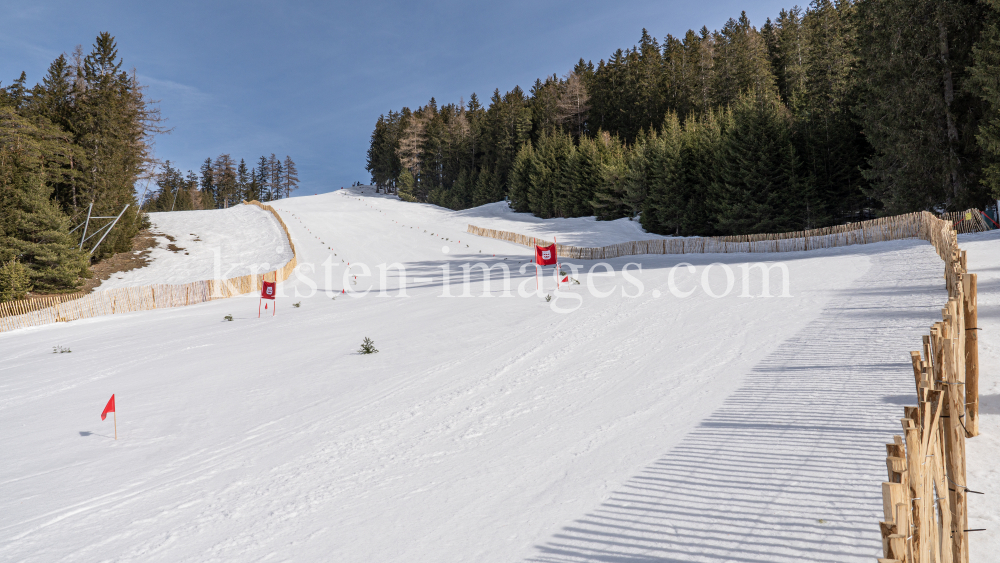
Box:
[963,274,979,437]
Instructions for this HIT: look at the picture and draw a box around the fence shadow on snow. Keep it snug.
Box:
[500,211,982,563]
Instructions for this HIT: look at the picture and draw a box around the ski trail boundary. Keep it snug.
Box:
[467,208,989,259]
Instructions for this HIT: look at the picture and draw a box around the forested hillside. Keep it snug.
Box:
[0,33,162,298]
[0,33,302,299]
[366,0,1000,236]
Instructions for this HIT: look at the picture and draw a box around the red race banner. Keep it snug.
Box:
[261,281,276,300]
[535,244,557,266]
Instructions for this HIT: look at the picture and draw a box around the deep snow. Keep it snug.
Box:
[0,187,996,562]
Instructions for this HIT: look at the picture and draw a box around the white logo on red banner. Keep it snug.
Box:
[542,250,551,260]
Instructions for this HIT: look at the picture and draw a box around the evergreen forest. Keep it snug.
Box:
[0,32,299,299]
[365,0,1000,237]
[142,154,299,212]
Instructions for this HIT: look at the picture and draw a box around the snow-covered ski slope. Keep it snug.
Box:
[96,205,294,291]
[1,187,997,562]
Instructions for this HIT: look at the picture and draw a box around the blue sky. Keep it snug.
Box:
[1,0,792,195]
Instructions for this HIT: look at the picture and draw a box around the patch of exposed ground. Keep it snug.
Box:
[78,230,160,294]
[25,230,159,300]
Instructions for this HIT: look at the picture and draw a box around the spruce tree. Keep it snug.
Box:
[508,145,535,212]
[570,136,602,217]
[678,110,724,236]
[855,0,987,211]
[283,156,299,197]
[397,170,417,202]
[268,154,283,200]
[641,113,683,234]
[969,0,1000,197]
[590,132,631,220]
[200,157,216,208]
[799,0,867,222]
[256,155,271,201]
[0,145,89,292]
[72,32,160,257]
[713,92,807,235]
[236,158,249,203]
[246,169,261,202]
[0,258,31,302]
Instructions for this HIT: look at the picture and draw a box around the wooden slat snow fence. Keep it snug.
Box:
[875,216,980,563]
[470,211,983,563]
[466,208,989,259]
[0,200,297,333]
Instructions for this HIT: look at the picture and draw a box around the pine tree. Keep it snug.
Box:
[0,258,31,302]
[528,131,573,218]
[969,0,1000,197]
[472,166,503,207]
[508,145,534,212]
[590,131,631,220]
[72,32,163,258]
[713,13,778,109]
[246,169,261,202]
[623,129,652,219]
[236,158,249,203]
[268,154,283,200]
[397,169,417,202]
[0,145,89,292]
[283,156,298,198]
[200,157,216,208]
[767,7,808,112]
[799,0,867,221]
[677,109,724,236]
[569,135,603,217]
[855,0,988,211]
[256,155,271,201]
[185,170,201,209]
[713,92,808,234]
[641,113,683,234]
[213,154,236,207]
[557,71,590,137]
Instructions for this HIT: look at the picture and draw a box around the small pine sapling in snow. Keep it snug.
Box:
[293,302,301,308]
[358,337,378,354]
[52,345,71,353]
[545,294,552,302]
[224,314,233,321]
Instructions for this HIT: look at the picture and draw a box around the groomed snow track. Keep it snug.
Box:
[1,187,996,562]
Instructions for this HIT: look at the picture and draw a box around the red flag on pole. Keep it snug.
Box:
[535,244,557,266]
[102,394,117,440]
[259,281,276,317]
[101,394,115,420]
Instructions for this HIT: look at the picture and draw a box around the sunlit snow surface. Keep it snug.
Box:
[1,187,997,562]
[96,205,293,290]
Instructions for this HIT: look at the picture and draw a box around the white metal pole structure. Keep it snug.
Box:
[79,203,93,249]
[89,205,130,256]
